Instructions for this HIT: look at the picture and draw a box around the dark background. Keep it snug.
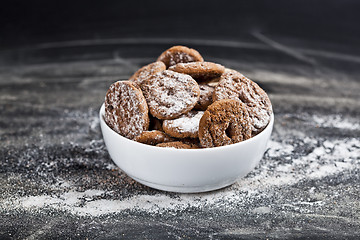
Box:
[1,0,360,49]
[2,0,360,75]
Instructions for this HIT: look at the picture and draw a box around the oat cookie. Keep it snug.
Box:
[156,141,194,149]
[163,111,204,138]
[157,46,204,68]
[129,61,166,86]
[168,62,225,82]
[194,84,214,110]
[198,99,252,148]
[213,73,272,135]
[105,81,149,139]
[134,130,173,145]
[141,70,200,120]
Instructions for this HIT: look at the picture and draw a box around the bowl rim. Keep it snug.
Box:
[99,103,274,152]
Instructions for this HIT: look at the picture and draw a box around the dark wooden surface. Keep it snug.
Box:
[1,1,360,239]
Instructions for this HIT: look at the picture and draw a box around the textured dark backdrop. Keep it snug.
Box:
[1,0,360,48]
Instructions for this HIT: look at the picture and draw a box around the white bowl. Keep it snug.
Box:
[99,103,274,193]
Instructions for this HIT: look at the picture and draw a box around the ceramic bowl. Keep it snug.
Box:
[99,103,273,193]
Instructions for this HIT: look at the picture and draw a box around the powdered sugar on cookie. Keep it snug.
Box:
[194,84,214,110]
[157,46,204,68]
[104,46,272,148]
[163,111,204,138]
[141,70,200,120]
[129,61,166,86]
[105,81,149,139]
[214,72,272,135]
[168,62,225,81]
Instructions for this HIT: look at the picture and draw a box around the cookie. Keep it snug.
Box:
[168,62,225,82]
[206,77,221,87]
[163,111,204,138]
[157,45,204,68]
[194,84,214,110]
[105,81,149,139]
[134,130,174,145]
[141,70,200,120]
[213,72,272,135]
[129,61,166,87]
[223,68,245,78]
[180,138,201,149]
[198,99,252,148]
[156,141,194,149]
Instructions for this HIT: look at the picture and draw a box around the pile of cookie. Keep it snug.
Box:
[104,46,272,149]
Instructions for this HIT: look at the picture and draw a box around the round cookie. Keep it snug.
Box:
[141,70,200,120]
[129,61,166,87]
[168,62,225,82]
[105,81,149,139]
[199,99,252,148]
[134,130,174,146]
[157,45,204,68]
[213,72,272,135]
[163,111,204,138]
[223,68,245,78]
[156,141,194,149]
[194,84,214,110]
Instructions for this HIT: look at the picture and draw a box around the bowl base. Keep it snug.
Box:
[129,175,238,193]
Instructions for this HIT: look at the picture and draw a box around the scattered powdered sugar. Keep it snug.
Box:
[4,134,359,217]
[2,105,359,218]
[304,138,358,179]
[312,114,360,130]
[266,140,295,157]
[5,186,251,216]
[89,115,100,131]
[105,162,118,170]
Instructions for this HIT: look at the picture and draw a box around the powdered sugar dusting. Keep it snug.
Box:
[214,73,272,134]
[2,102,359,218]
[163,111,204,137]
[168,62,225,81]
[312,114,360,130]
[105,81,149,139]
[141,70,200,119]
[129,61,166,86]
[157,46,204,67]
[4,131,358,217]
[195,84,214,110]
[168,52,196,67]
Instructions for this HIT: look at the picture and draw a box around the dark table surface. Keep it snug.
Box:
[1,1,360,239]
